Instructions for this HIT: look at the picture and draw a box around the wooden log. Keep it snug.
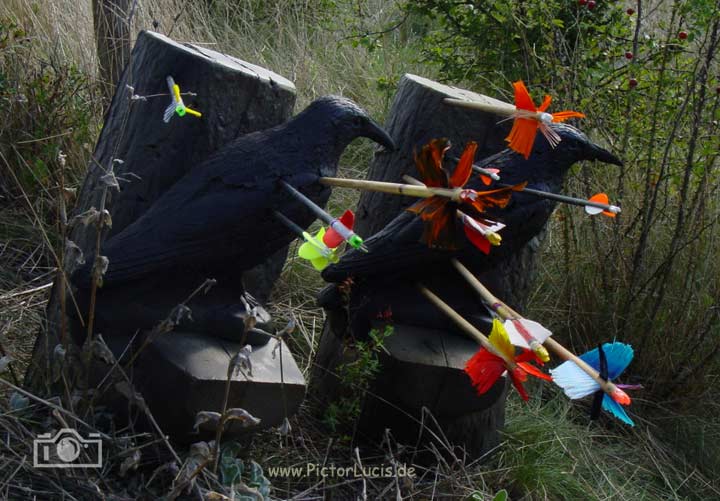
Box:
[312,315,507,459]
[313,75,540,460]
[26,31,296,396]
[353,73,546,311]
[353,73,511,237]
[102,331,306,442]
[92,0,132,99]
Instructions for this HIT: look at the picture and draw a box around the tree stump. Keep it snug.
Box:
[354,74,547,310]
[354,74,511,237]
[313,75,540,459]
[26,31,304,438]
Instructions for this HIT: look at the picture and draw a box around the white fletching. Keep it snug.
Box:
[463,215,505,235]
[584,205,604,216]
[503,318,552,349]
[550,360,599,399]
[163,102,176,123]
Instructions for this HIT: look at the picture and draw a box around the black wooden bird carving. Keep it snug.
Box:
[322,123,621,284]
[72,96,394,289]
[318,124,622,331]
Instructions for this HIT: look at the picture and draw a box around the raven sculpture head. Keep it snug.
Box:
[295,95,395,154]
[494,122,622,187]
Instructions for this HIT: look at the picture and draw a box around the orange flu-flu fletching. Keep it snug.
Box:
[506,80,585,159]
[407,141,523,249]
[588,193,617,218]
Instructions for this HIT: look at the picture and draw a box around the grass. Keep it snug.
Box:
[1,0,719,499]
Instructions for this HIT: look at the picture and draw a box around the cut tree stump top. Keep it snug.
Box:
[354,73,512,238]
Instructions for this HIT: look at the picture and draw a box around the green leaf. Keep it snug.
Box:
[219,442,244,486]
[248,461,271,497]
[493,489,509,501]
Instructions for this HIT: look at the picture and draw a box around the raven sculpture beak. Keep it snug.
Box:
[587,142,623,166]
[363,119,396,151]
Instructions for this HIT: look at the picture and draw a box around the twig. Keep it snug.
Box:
[0,282,53,300]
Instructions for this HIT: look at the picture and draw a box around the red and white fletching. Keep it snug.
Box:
[504,318,553,350]
[323,209,355,248]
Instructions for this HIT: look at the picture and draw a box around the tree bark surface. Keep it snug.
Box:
[26,30,296,389]
[313,74,527,459]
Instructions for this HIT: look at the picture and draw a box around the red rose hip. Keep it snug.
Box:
[625,51,633,59]
[678,31,688,40]
[629,78,638,88]
[587,0,596,9]
[626,8,635,15]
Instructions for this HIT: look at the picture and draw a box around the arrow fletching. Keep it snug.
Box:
[550,342,636,426]
[465,319,550,401]
[585,193,619,217]
[504,318,552,362]
[163,76,201,123]
[461,213,505,254]
[323,209,356,248]
[298,228,338,271]
[479,168,501,186]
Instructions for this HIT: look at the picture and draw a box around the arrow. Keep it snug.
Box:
[322,209,357,249]
[472,166,621,216]
[459,211,504,254]
[319,177,525,210]
[444,80,584,159]
[321,140,523,250]
[418,285,550,401]
[451,258,550,362]
[584,193,619,217]
[273,211,338,271]
[298,227,339,270]
[551,342,638,426]
[449,258,633,409]
[163,76,202,123]
[447,155,501,183]
[402,175,505,254]
[280,181,367,251]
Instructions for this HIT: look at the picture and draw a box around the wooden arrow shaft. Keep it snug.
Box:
[418,285,517,369]
[443,97,518,117]
[320,177,463,202]
[449,258,620,397]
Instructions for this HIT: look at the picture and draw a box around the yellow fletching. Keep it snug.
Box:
[298,231,323,259]
[298,228,337,271]
[185,107,202,118]
[488,319,515,359]
[172,84,182,103]
[309,257,329,271]
[298,242,320,260]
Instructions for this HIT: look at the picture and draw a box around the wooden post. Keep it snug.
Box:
[93,0,132,100]
[353,74,511,237]
[25,32,302,432]
[313,75,537,459]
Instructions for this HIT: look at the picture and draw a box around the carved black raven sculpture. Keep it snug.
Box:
[322,123,621,283]
[73,96,394,289]
[318,124,621,330]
